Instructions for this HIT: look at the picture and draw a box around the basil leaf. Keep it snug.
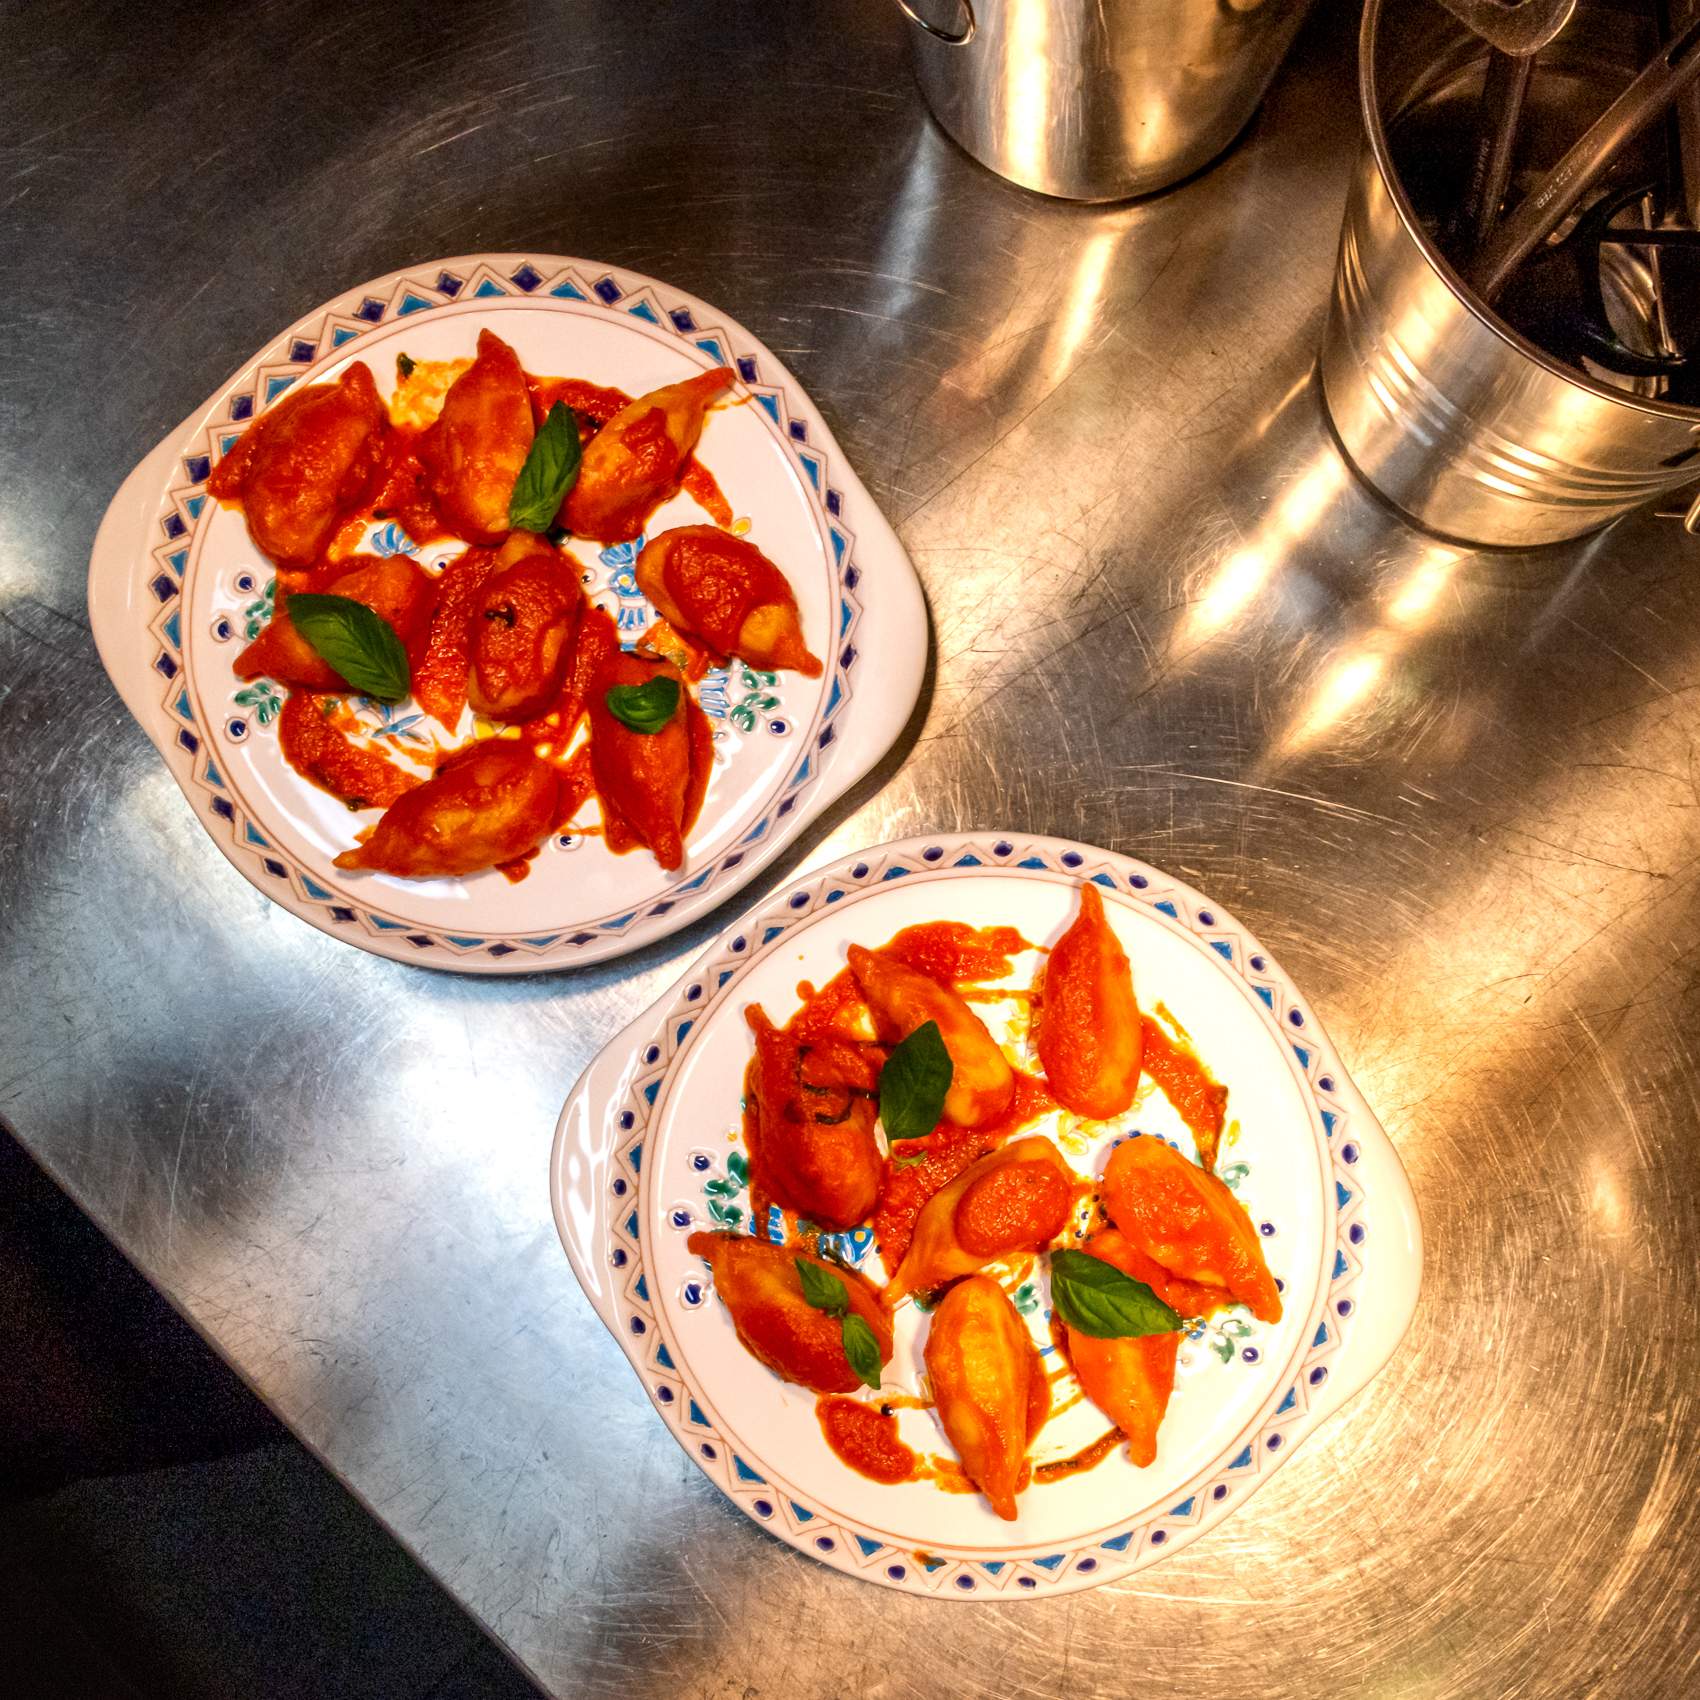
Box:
[508,400,581,532]
[794,1256,849,1318]
[878,1020,953,1142]
[840,1313,883,1391]
[285,593,410,703]
[396,352,415,378]
[1049,1249,1184,1340]
[604,675,680,734]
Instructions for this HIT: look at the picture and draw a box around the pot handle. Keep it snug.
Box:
[895,0,976,46]
[1686,487,1700,535]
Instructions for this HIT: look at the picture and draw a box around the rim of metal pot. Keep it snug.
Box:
[1359,0,1700,424]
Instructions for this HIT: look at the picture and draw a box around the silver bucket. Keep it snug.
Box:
[894,0,1319,202]
[1320,0,1700,548]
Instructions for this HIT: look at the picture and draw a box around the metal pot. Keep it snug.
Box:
[894,0,1320,202]
[1319,0,1700,547]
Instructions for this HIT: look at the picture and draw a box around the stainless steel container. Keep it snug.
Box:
[895,0,1319,201]
[1320,0,1700,547]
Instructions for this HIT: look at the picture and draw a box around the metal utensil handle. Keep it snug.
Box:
[895,0,975,46]
[1432,0,1575,57]
[1470,15,1700,300]
[1459,48,1535,249]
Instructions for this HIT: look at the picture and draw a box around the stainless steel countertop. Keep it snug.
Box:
[5,2,1697,1694]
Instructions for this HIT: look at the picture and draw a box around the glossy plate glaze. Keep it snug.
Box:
[552,832,1422,1597]
[88,255,925,970]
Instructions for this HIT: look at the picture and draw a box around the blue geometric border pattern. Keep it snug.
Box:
[603,835,1366,1599]
[146,257,862,960]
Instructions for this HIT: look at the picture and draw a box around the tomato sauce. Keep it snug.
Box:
[548,744,596,830]
[410,548,497,728]
[530,375,732,530]
[882,921,1033,986]
[368,425,451,546]
[656,530,782,648]
[527,375,631,428]
[955,1157,1072,1257]
[678,458,733,528]
[816,1398,918,1485]
[640,618,717,684]
[872,1071,1054,1269]
[1033,1429,1122,1484]
[788,971,877,1045]
[1139,1015,1228,1169]
[526,602,618,743]
[277,691,420,810]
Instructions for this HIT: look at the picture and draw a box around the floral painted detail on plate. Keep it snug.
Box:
[231,680,282,729]
[704,1149,749,1230]
[241,576,276,641]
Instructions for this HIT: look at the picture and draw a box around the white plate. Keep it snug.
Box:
[89,255,925,970]
[552,832,1422,1597]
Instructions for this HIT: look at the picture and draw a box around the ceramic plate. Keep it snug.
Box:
[89,255,924,971]
[552,832,1422,1597]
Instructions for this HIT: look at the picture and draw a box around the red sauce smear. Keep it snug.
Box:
[787,924,1032,1049]
[549,743,596,830]
[639,617,718,684]
[511,605,633,844]
[1033,1429,1122,1484]
[872,1071,1055,1270]
[678,458,733,528]
[817,1398,918,1485]
[368,424,452,547]
[1139,1015,1229,1170]
[410,547,497,728]
[523,601,620,746]
[528,375,632,429]
[787,969,878,1046]
[919,1454,1034,1498]
[277,691,420,810]
[882,921,1033,986]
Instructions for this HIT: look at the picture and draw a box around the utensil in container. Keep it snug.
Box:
[1320,0,1700,546]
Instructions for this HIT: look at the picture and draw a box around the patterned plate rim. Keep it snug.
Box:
[556,831,1417,1598]
[89,253,925,972]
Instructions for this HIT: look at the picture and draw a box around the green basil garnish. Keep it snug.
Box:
[794,1258,881,1390]
[604,675,680,734]
[508,400,581,532]
[1049,1249,1184,1340]
[285,592,410,703]
[878,1019,953,1142]
[396,352,416,378]
[839,1313,883,1391]
[795,1256,849,1316]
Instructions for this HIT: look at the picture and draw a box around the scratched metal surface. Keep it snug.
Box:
[4,0,1698,1693]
